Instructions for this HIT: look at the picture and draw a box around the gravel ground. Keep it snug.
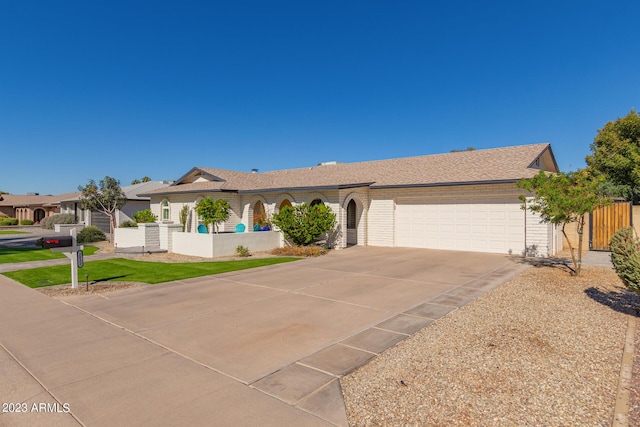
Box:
[629,318,640,427]
[341,265,637,426]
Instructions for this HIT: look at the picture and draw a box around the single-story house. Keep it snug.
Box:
[137,143,560,257]
[0,193,76,223]
[57,181,173,234]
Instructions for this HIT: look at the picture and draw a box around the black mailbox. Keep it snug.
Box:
[36,236,74,249]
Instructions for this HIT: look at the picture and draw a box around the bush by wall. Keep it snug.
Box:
[77,226,106,243]
[19,219,34,226]
[119,220,138,228]
[0,218,19,226]
[40,214,77,229]
[610,227,640,296]
[133,209,157,223]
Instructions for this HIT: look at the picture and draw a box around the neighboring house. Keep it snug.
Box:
[0,193,76,223]
[139,143,560,256]
[57,181,172,234]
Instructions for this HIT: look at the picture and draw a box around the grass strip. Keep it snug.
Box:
[3,257,300,288]
[0,246,99,264]
[0,231,30,235]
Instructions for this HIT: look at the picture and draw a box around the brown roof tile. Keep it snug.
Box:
[141,143,555,196]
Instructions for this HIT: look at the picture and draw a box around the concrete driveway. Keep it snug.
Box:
[0,247,524,426]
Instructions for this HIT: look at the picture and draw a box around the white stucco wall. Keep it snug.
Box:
[172,231,282,258]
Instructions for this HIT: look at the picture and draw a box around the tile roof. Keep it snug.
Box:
[0,192,79,207]
[140,143,555,196]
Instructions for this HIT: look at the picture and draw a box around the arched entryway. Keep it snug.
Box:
[34,209,45,224]
[253,200,266,230]
[278,199,292,212]
[346,199,357,245]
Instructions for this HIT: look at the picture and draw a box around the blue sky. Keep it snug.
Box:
[1,1,638,195]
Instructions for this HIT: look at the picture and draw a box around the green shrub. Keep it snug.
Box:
[271,245,328,257]
[235,245,251,257]
[272,203,336,246]
[77,226,106,243]
[119,220,138,228]
[19,219,34,226]
[40,213,76,229]
[133,209,157,223]
[610,227,640,296]
[0,217,19,226]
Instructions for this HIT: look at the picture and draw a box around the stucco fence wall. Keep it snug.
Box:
[172,231,282,258]
[54,224,85,234]
[563,205,640,250]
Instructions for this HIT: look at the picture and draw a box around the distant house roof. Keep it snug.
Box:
[0,192,79,208]
[55,181,173,203]
[139,143,558,196]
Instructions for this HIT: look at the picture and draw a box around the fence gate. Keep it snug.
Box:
[590,201,632,251]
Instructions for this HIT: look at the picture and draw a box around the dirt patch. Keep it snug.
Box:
[37,281,144,297]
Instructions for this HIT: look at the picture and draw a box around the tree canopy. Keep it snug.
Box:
[518,170,610,276]
[272,203,336,246]
[78,176,127,243]
[195,198,230,233]
[586,109,640,204]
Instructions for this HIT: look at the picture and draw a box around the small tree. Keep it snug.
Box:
[131,179,141,185]
[195,198,230,233]
[133,209,157,223]
[518,169,610,276]
[272,203,336,246]
[78,177,127,244]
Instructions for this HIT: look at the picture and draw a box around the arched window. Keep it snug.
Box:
[279,199,292,212]
[161,200,170,221]
[347,199,357,229]
[253,201,265,227]
[310,199,322,207]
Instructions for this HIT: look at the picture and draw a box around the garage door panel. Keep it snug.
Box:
[396,198,524,254]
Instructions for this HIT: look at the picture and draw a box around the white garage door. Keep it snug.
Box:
[395,197,525,254]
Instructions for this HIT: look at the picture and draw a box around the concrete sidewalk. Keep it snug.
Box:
[0,247,525,426]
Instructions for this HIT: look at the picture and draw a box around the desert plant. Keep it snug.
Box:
[0,218,19,226]
[179,205,189,232]
[133,209,157,223]
[40,213,77,229]
[610,227,640,296]
[78,176,127,244]
[19,219,34,226]
[271,203,336,246]
[119,220,138,228]
[235,245,251,257]
[77,226,106,243]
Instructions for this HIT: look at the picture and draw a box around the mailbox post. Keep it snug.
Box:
[37,229,84,288]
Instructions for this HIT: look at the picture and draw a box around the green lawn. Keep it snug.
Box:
[3,257,300,288]
[0,246,99,264]
[0,230,30,235]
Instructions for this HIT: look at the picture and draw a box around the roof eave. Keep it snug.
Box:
[370,179,521,190]
[238,182,375,194]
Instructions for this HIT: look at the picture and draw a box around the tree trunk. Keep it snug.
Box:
[561,223,578,275]
[575,214,585,277]
[108,213,116,246]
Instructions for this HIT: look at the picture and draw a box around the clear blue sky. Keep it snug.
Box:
[1,1,638,195]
